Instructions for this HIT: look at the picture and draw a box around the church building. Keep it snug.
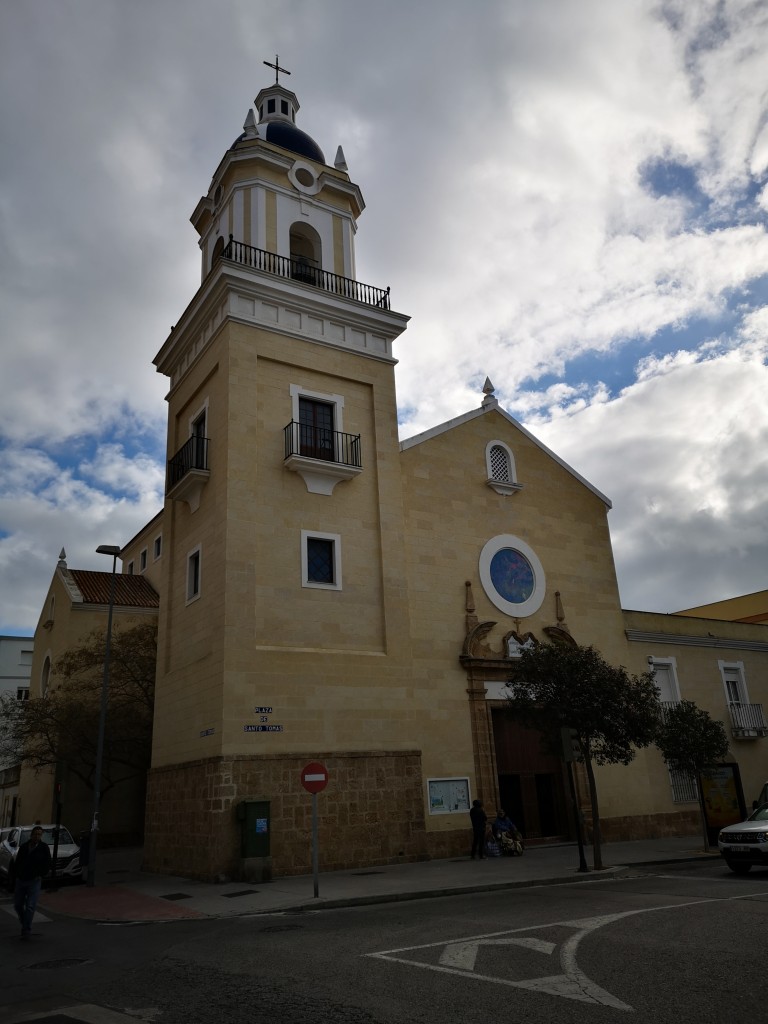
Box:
[113,69,768,880]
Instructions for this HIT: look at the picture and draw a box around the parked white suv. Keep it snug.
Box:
[0,824,83,887]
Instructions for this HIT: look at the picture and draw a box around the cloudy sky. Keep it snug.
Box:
[1,0,767,635]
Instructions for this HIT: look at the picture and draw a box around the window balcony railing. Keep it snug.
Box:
[166,435,210,513]
[727,702,768,738]
[167,435,209,491]
[283,422,361,468]
[221,236,391,310]
[659,700,680,721]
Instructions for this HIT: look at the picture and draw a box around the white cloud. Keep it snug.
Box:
[1,0,767,632]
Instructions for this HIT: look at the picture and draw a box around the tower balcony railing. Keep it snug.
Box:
[167,435,209,491]
[284,422,362,469]
[221,236,391,310]
[727,701,768,738]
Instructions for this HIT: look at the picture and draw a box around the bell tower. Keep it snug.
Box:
[146,69,413,880]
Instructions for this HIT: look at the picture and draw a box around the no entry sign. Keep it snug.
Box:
[301,761,329,794]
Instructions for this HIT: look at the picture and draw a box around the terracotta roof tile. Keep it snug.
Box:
[69,570,159,608]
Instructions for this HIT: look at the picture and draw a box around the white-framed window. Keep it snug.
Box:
[719,660,749,705]
[186,545,202,603]
[428,778,471,815]
[41,656,51,698]
[485,440,522,495]
[153,534,162,561]
[139,548,147,572]
[289,385,345,460]
[648,656,681,704]
[301,530,342,590]
[189,399,209,439]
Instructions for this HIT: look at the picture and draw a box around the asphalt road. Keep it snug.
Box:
[2,860,766,1024]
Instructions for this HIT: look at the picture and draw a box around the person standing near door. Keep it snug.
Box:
[470,799,487,859]
[14,826,52,940]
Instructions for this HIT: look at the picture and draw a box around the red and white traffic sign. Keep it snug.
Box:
[301,761,329,794]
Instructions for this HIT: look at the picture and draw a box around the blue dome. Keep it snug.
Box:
[261,121,325,163]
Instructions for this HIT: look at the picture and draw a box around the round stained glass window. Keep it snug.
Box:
[478,535,545,618]
[489,549,535,604]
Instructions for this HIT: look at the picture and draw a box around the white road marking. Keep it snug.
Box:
[367,887,768,1009]
[1,904,51,924]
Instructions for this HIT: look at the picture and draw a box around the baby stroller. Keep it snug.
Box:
[498,829,524,856]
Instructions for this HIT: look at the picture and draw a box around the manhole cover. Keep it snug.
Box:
[222,889,259,898]
[161,892,191,901]
[27,957,92,970]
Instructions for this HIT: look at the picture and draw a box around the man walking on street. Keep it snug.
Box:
[14,825,52,940]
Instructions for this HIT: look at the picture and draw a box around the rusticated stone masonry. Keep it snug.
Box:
[144,749,441,881]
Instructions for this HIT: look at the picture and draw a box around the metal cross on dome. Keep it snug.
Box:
[263,54,291,84]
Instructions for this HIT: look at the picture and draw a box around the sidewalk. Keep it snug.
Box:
[36,835,720,924]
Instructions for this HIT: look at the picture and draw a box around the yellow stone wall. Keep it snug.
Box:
[20,569,154,838]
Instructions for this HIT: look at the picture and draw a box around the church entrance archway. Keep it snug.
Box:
[492,709,571,842]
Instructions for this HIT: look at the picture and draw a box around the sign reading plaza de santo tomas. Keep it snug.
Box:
[13,57,768,881]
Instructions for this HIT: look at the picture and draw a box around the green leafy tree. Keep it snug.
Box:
[506,642,661,869]
[0,620,156,797]
[654,699,730,852]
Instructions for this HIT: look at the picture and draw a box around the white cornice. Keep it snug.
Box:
[154,262,409,386]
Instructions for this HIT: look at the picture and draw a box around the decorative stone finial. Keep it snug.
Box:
[334,145,348,171]
[481,376,498,409]
[243,108,258,139]
[58,548,66,567]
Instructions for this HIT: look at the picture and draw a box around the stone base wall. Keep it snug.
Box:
[144,749,427,880]
[594,809,700,842]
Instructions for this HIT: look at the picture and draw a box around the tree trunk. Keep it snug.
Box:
[583,751,604,870]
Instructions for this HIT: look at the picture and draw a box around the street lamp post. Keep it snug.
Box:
[86,544,121,887]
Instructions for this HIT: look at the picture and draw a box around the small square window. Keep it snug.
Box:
[301,531,341,590]
[153,535,162,560]
[267,98,275,113]
[281,99,289,114]
[187,547,201,603]
[140,549,147,572]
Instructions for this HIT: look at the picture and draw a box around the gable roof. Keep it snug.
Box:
[68,570,160,609]
[399,397,611,508]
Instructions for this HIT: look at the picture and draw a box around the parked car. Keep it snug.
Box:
[718,804,768,874]
[0,824,83,887]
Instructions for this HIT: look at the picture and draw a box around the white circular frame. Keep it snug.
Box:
[478,534,546,618]
[288,159,322,195]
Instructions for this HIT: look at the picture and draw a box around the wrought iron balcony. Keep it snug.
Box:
[166,435,210,512]
[727,702,768,738]
[284,422,361,467]
[221,236,391,310]
[283,421,362,495]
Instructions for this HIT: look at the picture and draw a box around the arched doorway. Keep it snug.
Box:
[492,708,571,842]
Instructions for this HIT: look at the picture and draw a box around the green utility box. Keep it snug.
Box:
[235,799,272,882]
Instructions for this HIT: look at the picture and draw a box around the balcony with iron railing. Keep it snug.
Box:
[727,702,768,738]
[283,421,362,495]
[166,435,210,513]
[221,236,391,310]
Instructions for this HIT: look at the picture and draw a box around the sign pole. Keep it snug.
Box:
[300,761,329,899]
[312,792,319,898]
